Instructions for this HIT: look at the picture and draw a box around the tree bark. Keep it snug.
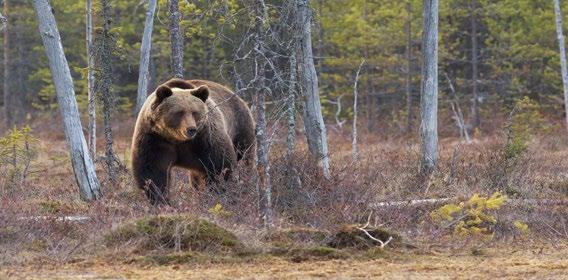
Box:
[98,0,117,184]
[253,0,273,228]
[406,1,413,133]
[33,0,101,201]
[287,49,298,156]
[554,0,568,132]
[3,0,11,127]
[0,11,6,31]
[420,0,439,175]
[352,60,365,161]
[86,0,96,157]
[136,0,157,113]
[470,0,480,130]
[169,0,183,78]
[297,0,330,179]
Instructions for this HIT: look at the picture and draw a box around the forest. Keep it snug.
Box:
[2,0,568,278]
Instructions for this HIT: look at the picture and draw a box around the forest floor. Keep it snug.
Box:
[3,243,568,279]
[2,117,568,279]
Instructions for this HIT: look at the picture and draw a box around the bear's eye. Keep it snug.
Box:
[172,111,185,119]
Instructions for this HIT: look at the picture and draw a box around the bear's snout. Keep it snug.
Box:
[187,127,198,137]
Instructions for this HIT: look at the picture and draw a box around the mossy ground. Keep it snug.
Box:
[105,215,244,253]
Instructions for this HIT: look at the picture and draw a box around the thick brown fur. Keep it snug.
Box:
[131,78,256,205]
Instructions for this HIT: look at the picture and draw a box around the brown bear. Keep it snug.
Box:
[131,78,255,205]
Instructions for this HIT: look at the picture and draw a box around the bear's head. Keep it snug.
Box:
[149,81,210,142]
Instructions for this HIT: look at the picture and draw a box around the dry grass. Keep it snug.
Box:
[3,243,568,279]
[1,115,568,278]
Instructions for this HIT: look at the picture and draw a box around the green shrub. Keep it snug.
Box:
[0,126,37,190]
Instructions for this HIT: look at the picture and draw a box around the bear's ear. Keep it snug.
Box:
[153,85,173,109]
[163,78,194,90]
[191,85,209,102]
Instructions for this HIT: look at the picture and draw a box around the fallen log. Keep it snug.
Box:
[371,198,568,209]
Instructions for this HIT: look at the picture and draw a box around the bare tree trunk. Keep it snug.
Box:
[3,0,11,128]
[253,0,273,228]
[86,0,96,157]
[148,52,156,93]
[445,73,471,143]
[297,0,330,179]
[420,0,439,175]
[286,46,302,192]
[287,50,298,155]
[352,60,365,161]
[135,0,157,113]
[0,11,6,31]
[33,0,101,201]
[470,0,480,130]
[97,0,117,184]
[169,0,183,78]
[554,0,568,132]
[405,1,413,133]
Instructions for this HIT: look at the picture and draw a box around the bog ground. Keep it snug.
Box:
[1,117,568,279]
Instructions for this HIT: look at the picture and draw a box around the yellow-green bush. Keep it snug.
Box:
[431,192,508,237]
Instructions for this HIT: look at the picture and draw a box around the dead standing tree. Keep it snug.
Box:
[32,0,101,201]
[135,0,157,113]
[252,0,273,228]
[352,60,365,161]
[296,0,330,179]
[420,0,439,175]
[169,0,184,78]
[230,0,300,227]
[86,0,96,157]
[95,0,119,184]
[553,0,568,133]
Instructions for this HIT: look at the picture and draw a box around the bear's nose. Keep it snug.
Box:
[187,128,198,137]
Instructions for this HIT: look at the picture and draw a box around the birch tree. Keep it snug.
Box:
[86,0,95,157]
[169,0,183,78]
[296,0,330,179]
[554,0,568,131]
[420,0,439,175]
[253,0,273,228]
[32,0,101,201]
[135,0,157,113]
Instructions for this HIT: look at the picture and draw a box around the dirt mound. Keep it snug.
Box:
[105,215,242,253]
[263,227,329,245]
[328,224,401,249]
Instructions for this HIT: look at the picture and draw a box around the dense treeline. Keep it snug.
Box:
[1,0,568,133]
